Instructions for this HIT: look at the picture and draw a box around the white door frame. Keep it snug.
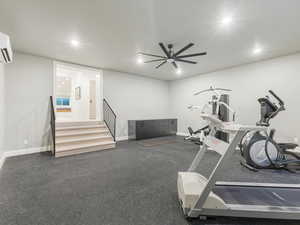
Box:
[53,61,104,121]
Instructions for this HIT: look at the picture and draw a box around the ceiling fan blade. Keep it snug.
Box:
[138,52,165,58]
[172,62,178,69]
[175,59,197,64]
[159,43,171,58]
[177,52,207,58]
[155,60,167,68]
[174,43,194,57]
[144,59,166,63]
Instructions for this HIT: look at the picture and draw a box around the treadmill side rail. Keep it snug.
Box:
[191,206,300,220]
[204,135,229,156]
[216,181,300,188]
[188,130,247,217]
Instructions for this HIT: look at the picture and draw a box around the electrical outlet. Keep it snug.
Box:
[294,137,299,143]
[24,139,28,145]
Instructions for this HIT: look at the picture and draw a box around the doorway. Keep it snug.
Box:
[89,80,96,120]
[54,62,103,121]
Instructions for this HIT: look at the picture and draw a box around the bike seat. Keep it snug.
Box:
[278,143,298,150]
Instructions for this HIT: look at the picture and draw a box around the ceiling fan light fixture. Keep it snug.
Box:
[167,58,175,63]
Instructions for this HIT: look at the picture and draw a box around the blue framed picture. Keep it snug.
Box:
[56,98,70,106]
[56,98,63,105]
[62,98,70,106]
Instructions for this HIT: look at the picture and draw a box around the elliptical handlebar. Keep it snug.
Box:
[257,90,285,126]
[269,90,284,106]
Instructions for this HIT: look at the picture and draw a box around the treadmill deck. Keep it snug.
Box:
[213,185,300,207]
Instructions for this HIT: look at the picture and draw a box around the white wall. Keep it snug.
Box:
[3,53,171,151]
[5,52,53,151]
[0,63,5,160]
[169,53,300,142]
[103,70,170,139]
[5,51,300,152]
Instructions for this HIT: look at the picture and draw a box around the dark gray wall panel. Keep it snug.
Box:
[128,119,177,140]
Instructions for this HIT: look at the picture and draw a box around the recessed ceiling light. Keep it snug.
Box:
[70,39,80,47]
[221,16,233,26]
[252,46,263,55]
[137,56,143,64]
[176,68,182,75]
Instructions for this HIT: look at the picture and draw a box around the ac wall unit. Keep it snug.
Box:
[0,32,13,63]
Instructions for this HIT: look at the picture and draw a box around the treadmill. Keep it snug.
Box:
[177,114,300,220]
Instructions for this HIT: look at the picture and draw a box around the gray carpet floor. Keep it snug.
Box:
[0,136,299,225]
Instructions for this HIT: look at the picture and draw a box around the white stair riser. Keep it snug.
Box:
[56,128,108,136]
[56,137,113,147]
[55,143,116,158]
[56,121,104,127]
[56,125,106,131]
[56,133,111,142]
[56,131,110,139]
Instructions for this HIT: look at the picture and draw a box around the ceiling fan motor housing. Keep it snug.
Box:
[139,42,207,69]
[167,58,175,63]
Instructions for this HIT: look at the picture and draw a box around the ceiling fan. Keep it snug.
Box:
[138,43,207,69]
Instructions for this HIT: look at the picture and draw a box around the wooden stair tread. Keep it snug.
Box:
[56,141,116,152]
[53,120,115,157]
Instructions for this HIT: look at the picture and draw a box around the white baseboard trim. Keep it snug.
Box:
[116,134,189,140]
[177,132,189,137]
[0,146,49,170]
[116,136,129,142]
[0,154,5,170]
[4,146,49,158]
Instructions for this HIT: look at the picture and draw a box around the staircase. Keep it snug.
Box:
[54,121,116,157]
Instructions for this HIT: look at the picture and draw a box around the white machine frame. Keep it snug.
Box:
[178,114,300,220]
[192,86,236,121]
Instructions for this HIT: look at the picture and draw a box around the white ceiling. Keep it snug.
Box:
[1,0,300,80]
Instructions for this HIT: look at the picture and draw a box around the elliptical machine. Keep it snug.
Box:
[240,90,300,172]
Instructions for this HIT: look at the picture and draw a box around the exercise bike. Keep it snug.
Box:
[240,90,300,172]
[184,126,210,145]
